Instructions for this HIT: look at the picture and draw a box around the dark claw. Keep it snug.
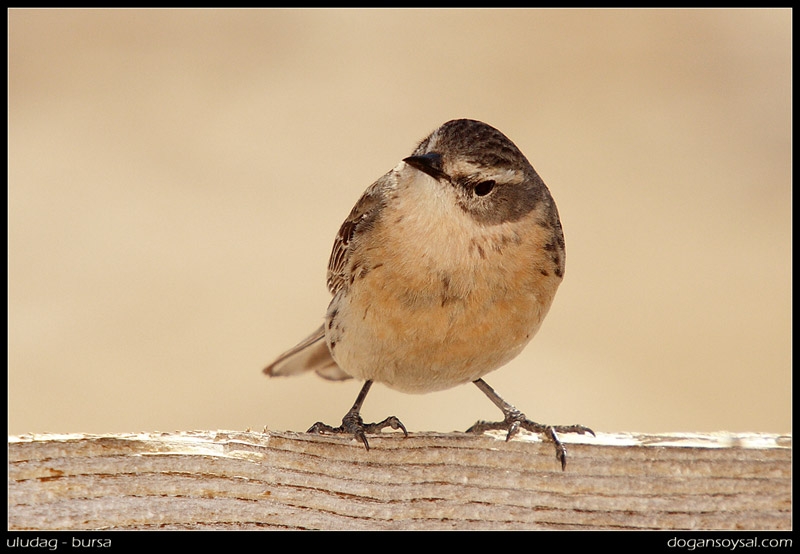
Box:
[355,429,369,451]
[363,416,408,436]
[506,419,521,441]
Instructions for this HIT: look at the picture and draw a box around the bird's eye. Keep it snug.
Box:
[474,180,495,197]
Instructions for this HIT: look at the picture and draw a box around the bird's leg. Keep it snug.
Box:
[307,380,407,450]
[466,378,594,470]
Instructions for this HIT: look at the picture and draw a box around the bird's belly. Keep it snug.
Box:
[326,264,556,393]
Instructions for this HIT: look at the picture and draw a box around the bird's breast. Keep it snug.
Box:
[325,176,563,393]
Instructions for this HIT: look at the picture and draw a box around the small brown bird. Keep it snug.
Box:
[265,119,592,469]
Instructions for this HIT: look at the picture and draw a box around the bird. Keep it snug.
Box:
[264,119,592,470]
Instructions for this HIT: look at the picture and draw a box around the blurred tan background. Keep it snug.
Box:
[9,9,791,438]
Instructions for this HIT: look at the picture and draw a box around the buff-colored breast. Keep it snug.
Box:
[325,171,563,393]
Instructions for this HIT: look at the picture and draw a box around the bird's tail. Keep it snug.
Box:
[263,325,351,381]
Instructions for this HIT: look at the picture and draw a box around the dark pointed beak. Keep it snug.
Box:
[403,153,450,182]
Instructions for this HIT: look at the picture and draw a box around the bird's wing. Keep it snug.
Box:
[265,170,394,381]
[326,171,393,296]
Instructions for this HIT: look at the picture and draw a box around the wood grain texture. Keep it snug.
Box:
[8,430,791,530]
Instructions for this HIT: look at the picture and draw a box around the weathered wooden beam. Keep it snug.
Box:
[8,430,791,530]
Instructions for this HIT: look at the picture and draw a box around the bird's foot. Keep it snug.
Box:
[308,409,407,451]
[467,409,594,471]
